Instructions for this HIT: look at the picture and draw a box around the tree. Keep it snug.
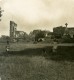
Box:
[29,30,41,41]
[35,31,46,41]
[0,7,4,21]
[29,29,51,42]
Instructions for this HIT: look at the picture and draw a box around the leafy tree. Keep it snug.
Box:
[29,30,41,41]
[35,31,46,41]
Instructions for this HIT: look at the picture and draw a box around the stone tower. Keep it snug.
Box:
[10,21,17,38]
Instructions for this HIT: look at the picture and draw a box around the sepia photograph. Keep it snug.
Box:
[0,0,74,80]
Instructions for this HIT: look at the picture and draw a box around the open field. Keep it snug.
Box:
[0,43,74,51]
[0,43,74,80]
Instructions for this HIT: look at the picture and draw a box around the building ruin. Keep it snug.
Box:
[10,21,26,42]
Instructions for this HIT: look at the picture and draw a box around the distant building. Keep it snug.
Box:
[64,27,74,38]
[10,21,26,42]
[68,28,74,38]
[15,31,25,38]
[53,23,74,39]
[10,21,17,38]
[53,26,65,39]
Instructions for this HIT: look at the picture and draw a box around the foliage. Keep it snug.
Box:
[35,31,46,41]
[62,34,74,43]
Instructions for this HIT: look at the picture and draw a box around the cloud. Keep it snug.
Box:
[0,0,74,35]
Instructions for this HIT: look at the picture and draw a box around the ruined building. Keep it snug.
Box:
[10,21,26,42]
[63,23,74,38]
[10,21,17,38]
[64,27,74,38]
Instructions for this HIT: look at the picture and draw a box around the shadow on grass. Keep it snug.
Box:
[2,46,74,62]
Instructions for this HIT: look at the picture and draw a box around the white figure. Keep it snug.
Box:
[52,42,58,52]
[6,46,10,52]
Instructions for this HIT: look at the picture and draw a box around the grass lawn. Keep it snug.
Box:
[0,43,74,80]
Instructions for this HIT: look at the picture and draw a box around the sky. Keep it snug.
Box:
[0,0,74,36]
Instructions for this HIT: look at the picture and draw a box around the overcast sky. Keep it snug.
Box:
[0,0,74,36]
